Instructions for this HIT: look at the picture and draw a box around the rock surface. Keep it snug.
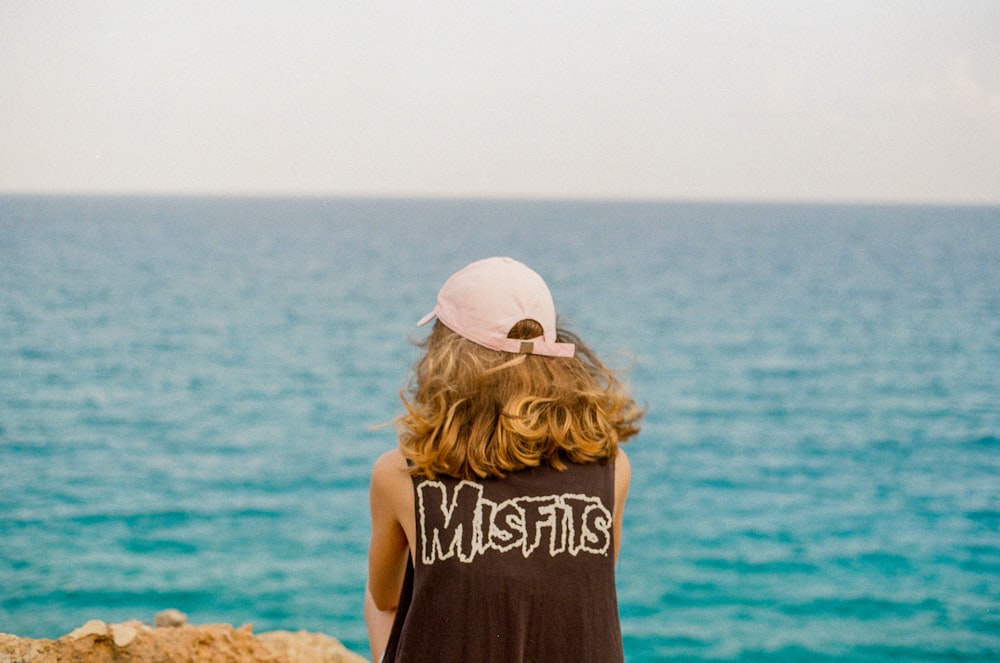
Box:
[0,617,368,663]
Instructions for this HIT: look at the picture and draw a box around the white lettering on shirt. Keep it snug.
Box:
[417,479,613,565]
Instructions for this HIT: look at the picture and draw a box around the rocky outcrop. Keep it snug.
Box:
[0,612,368,663]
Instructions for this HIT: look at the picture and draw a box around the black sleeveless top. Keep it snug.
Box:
[383,461,624,663]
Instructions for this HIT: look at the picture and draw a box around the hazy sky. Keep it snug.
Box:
[2,1,998,203]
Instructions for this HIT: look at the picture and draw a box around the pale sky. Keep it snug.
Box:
[2,1,998,204]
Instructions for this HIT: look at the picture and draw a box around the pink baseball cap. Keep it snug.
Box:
[417,257,576,358]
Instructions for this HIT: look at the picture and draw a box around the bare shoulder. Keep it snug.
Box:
[372,447,408,475]
[611,447,632,561]
[615,447,631,482]
[370,448,414,514]
[613,448,632,507]
[370,448,417,557]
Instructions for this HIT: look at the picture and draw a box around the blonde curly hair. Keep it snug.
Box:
[396,320,643,479]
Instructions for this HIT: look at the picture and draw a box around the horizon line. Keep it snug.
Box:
[3,189,1000,210]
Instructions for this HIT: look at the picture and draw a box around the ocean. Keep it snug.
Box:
[1,196,998,661]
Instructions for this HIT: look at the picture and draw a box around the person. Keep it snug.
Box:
[365,256,643,663]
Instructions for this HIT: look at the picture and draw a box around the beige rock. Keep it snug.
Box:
[153,609,187,628]
[259,629,369,663]
[0,619,369,663]
[109,620,147,647]
[66,620,108,640]
[0,633,43,662]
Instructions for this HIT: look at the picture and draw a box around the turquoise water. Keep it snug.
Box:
[1,196,998,661]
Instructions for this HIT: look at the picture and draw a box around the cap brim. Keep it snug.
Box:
[416,310,437,327]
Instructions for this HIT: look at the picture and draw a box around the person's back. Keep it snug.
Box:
[365,257,643,663]
[389,462,623,663]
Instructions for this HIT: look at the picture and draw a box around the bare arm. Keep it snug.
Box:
[613,448,631,562]
[366,450,412,661]
[364,583,396,662]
